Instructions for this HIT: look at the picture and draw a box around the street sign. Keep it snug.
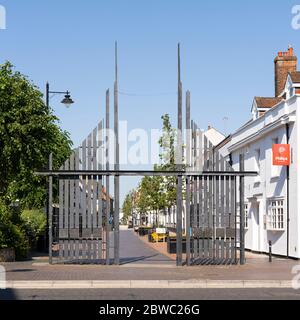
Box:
[273,144,290,166]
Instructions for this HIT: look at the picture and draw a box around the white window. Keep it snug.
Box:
[271,138,280,178]
[267,199,284,231]
[289,87,294,98]
[244,203,249,229]
[236,203,249,229]
[254,149,261,182]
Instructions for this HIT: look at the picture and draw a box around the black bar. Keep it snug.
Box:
[48,153,53,265]
[36,170,258,177]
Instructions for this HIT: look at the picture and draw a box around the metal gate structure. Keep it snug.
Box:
[50,120,110,264]
[38,44,257,266]
[185,124,240,266]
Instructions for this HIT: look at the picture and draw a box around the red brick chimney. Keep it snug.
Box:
[274,46,297,97]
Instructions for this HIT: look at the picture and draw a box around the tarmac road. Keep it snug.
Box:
[1,288,300,300]
[116,230,173,265]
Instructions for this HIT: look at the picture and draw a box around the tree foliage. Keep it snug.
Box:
[0,200,29,259]
[157,114,177,208]
[122,190,135,223]
[20,209,47,246]
[0,62,73,208]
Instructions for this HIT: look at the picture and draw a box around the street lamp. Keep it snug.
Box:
[46,82,74,109]
[45,82,74,260]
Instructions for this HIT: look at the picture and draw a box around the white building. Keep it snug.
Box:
[218,47,300,259]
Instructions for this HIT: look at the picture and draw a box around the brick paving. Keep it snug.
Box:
[1,255,299,281]
[1,230,299,282]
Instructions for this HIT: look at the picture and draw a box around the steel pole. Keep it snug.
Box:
[45,82,50,254]
[186,91,191,266]
[48,153,53,264]
[114,42,120,265]
[106,89,111,265]
[239,154,245,265]
[176,43,183,266]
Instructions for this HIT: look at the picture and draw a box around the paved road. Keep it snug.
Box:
[1,288,300,300]
[112,230,173,265]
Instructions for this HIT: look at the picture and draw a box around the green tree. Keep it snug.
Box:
[20,209,47,248]
[157,114,177,208]
[0,62,72,208]
[0,200,29,259]
[136,174,166,227]
[122,190,135,224]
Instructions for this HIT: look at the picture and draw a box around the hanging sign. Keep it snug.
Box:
[273,144,290,166]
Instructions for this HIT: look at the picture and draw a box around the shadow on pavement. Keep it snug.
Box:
[120,254,164,265]
[6,269,36,273]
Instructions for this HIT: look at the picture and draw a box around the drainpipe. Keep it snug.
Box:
[286,123,290,258]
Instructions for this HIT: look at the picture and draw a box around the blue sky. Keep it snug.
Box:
[1,0,299,202]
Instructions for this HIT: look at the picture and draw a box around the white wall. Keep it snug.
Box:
[229,96,300,258]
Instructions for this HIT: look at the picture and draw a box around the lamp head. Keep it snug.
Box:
[61,91,74,108]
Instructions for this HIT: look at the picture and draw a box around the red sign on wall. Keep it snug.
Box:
[273,144,291,166]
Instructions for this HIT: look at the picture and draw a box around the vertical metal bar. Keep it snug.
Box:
[203,136,208,232]
[69,152,75,231]
[192,122,197,261]
[82,140,87,234]
[208,143,213,259]
[186,91,191,266]
[87,239,92,260]
[213,153,219,262]
[240,154,245,265]
[63,240,68,261]
[106,89,111,265]
[59,240,63,261]
[199,176,203,258]
[48,153,53,265]
[92,127,98,233]
[176,43,183,266]
[114,42,120,265]
[195,125,200,259]
[87,134,92,235]
[98,121,103,260]
[75,239,79,261]
[69,240,74,262]
[82,240,87,260]
[216,239,220,261]
[225,163,230,229]
[215,152,220,228]
[59,161,64,260]
[234,176,238,263]
[75,149,80,230]
[220,157,225,229]
[230,172,235,261]
[64,159,69,238]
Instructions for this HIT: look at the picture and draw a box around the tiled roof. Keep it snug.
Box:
[254,97,283,109]
[289,71,300,83]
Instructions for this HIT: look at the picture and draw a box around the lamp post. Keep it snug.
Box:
[45,82,74,262]
[46,82,74,109]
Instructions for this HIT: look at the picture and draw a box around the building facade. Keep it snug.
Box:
[219,47,300,259]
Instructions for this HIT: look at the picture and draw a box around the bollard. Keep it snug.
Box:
[269,240,272,263]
